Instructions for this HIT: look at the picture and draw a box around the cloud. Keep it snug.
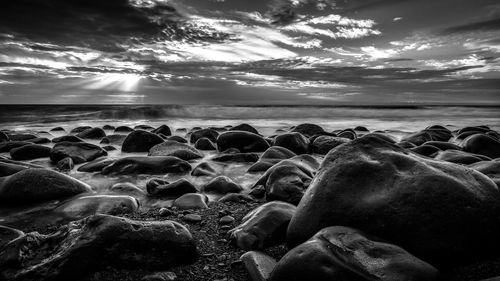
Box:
[442,18,500,34]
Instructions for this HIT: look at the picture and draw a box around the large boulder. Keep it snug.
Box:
[462,134,500,159]
[287,135,500,265]
[10,144,51,160]
[76,127,106,139]
[121,130,164,153]
[50,141,107,164]
[149,140,203,161]
[271,226,438,281]
[217,131,270,153]
[291,123,325,137]
[190,128,219,144]
[0,169,91,204]
[54,195,139,220]
[311,135,350,155]
[101,156,191,175]
[229,201,296,250]
[274,132,310,155]
[0,215,197,281]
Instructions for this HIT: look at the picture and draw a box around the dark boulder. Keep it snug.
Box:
[50,127,65,132]
[100,134,127,145]
[311,136,350,155]
[114,126,134,133]
[147,178,197,197]
[28,137,51,144]
[10,144,51,160]
[354,126,369,132]
[76,127,106,139]
[102,125,115,130]
[217,131,270,153]
[248,146,296,172]
[152,124,172,136]
[337,129,357,140]
[410,145,441,157]
[101,156,191,175]
[423,141,462,151]
[0,169,91,204]
[50,141,107,164]
[190,128,219,144]
[291,123,325,137]
[287,135,500,265]
[121,130,164,153]
[230,123,259,134]
[274,132,309,155]
[0,215,197,281]
[212,152,259,163]
[201,176,243,194]
[168,135,188,143]
[149,140,203,161]
[195,137,216,150]
[229,201,296,250]
[109,182,145,196]
[434,149,490,165]
[191,162,217,177]
[70,126,92,134]
[0,141,33,153]
[8,133,37,141]
[462,134,500,159]
[468,161,500,187]
[401,127,452,145]
[52,135,84,143]
[271,226,438,281]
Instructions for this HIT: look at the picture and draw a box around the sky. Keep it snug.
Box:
[0,0,499,105]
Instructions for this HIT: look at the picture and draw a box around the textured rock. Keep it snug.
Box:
[287,135,500,265]
[0,215,197,281]
[271,226,438,281]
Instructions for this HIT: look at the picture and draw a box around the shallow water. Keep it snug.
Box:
[0,105,499,231]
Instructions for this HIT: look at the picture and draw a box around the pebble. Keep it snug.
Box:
[158,208,173,216]
[219,215,235,225]
[183,214,202,223]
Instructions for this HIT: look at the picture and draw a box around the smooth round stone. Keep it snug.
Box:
[190,128,219,144]
[230,123,259,134]
[167,135,188,143]
[54,195,139,220]
[114,126,134,133]
[219,215,235,225]
[217,131,270,153]
[291,123,325,137]
[52,135,84,143]
[201,176,243,194]
[101,156,191,175]
[50,141,107,164]
[173,193,209,210]
[148,140,203,161]
[152,124,172,136]
[110,182,145,196]
[191,162,217,177]
[183,214,202,223]
[121,130,164,153]
[463,134,500,159]
[10,144,51,160]
[274,132,309,155]
[218,193,255,203]
[194,137,216,150]
[147,178,197,197]
[76,127,106,139]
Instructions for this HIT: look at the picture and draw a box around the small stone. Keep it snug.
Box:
[183,214,202,223]
[159,208,173,216]
[219,215,235,225]
[240,251,277,281]
[142,271,177,281]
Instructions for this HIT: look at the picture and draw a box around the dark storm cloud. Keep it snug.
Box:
[442,18,500,34]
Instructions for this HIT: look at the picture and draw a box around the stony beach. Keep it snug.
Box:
[1,120,500,281]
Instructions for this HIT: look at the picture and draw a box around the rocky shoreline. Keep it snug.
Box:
[1,123,500,281]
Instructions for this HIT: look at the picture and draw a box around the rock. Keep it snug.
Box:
[70,126,92,133]
[434,149,490,164]
[219,215,235,225]
[249,185,266,199]
[240,251,277,281]
[0,141,33,152]
[52,135,85,143]
[102,145,116,151]
[229,201,296,250]
[76,127,106,139]
[183,214,202,223]
[191,162,217,177]
[135,124,155,130]
[291,123,325,137]
[248,146,296,172]
[101,156,191,175]
[468,161,500,187]
[54,195,139,220]
[195,137,217,150]
[8,133,37,141]
[217,131,270,153]
[0,131,10,142]
[354,126,369,132]
[270,226,438,281]
[27,137,51,144]
[152,125,172,136]
[0,225,24,248]
[458,126,491,135]
[401,127,452,145]
[121,130,164,153]
[142,271,177,281]
[103,125,115,130]
[57,157,74,172]
[274,132,309,155]
[50,141,107,164]
[100,134,127,145]
[287,135,500,265]
[168,135,188,143]
[202,176,243,194]
[0,160,30,177]
[338,129,357,140]
[173,193,209,210]
[212,153,259,163]
[50,127,65,132]
[311,136,350,155]
[190,128,219,144]
[0,169,92,204]
[149,140,203,161]
[423,141,462,151]
[110,182,145,196]
[148,178,197,197]
[114,126,134,133]
[218,193,255,203]
[463,134,500,159]
[0,215,197,280]
[10,144,51,160]
[230,123,259,134]
[410,145,441,157]
[77,158,116,172]
[146,177,169,191]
